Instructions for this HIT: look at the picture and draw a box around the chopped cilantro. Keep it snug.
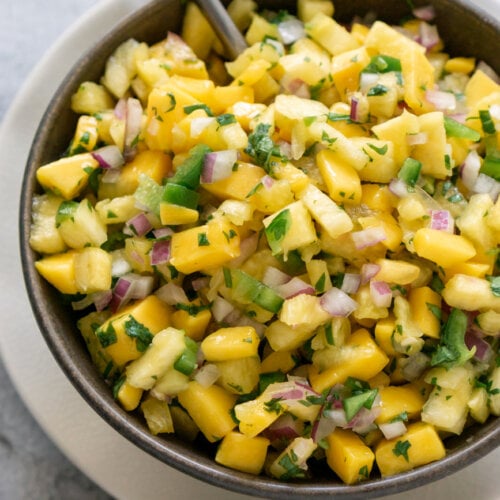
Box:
[223,267,232,288]
[265,209,291,255]
[245,123,285,171]
[426,302,442,320]
[367,84,389,96]
[367,143,388,155]
[183,103,213,116]
[264,397,283,414]
[166,93,176,112]
[321,130,337,145]
[358,465,370,479]
[55,200,78,228]
[486,275,500,297]
[175,302,210,316]
[197,232,210,246]
[393,440,411,462]
[278,449,306,481]
[479,109,496,135]
[96,322,117,348]
[216,113,237,127]
[124,316,153,352]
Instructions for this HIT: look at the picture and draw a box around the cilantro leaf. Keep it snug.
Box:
[393,440,411,462]
[265,208,291,255]
[245,123,285,172]
[124,316,153,352]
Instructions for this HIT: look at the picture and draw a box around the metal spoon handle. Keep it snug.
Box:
[195,0,248,60]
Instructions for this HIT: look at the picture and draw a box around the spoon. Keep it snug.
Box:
[194,0,248,60]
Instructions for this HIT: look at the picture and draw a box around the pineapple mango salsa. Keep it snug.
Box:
[30,0,499,484]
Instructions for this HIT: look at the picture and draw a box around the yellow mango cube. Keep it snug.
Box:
[374,316,398,356]
[297,0,334,22]
[97,295,173,367]
[260,350,298,374]
[234,391,284,437]
[211,86,255,115]
[171,305,211,341]
[309,329,389,393]
[361,184,396,213]
[325,428,375,484]
[376,385,425,424]
[408,286,441,339]
[316,149,362,204]
[169,217,240,274]
[412,112,449,179]
[413,228,476,268]
[36,153,99,200]
[216,431,270,475]
[35,251,79,295]
[201,326,259,361]
[202,162,266,200]
[159,204,199,226]
[331,47,371,99]
[115,379,143,411]
[375,422,445,476]
[444,57,475,74]
[98,150,172,200]
[178,381,237,442]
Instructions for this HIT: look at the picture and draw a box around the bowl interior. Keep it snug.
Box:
[20,0,500,498]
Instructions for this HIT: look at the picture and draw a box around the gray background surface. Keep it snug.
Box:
[0,3,112,498]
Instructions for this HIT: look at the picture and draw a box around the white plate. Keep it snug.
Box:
[0,0,499,498]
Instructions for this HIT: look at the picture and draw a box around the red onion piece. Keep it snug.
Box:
[388,178,409,197]
[124,97,143,160]
[101,167,121,184]
[228,233,259,268]
[320,287,358,317]
[417,22,440,51]
[150,239,171,265]
[276,277,315,299]
[361,263,381,284]
[425,89,456,111]
[212,296,235,322]
[323,408,348,427]
[402,352,430,381]
[359,72,379,93]
[262,266,291,288]
[191,276,210,291]
[311,413,337,443]
[278,18,305,44]
[379,421,407,440]
[201,150,238,184]
[261,175,275,190]
[194,363,220,387]
[265,414,303,442]
[370,280,393,308]
[281,75,310,99]
[114,98,127,120]
[124,212,153,237]
[348,406,381,434]
[153,227,174,239]
[406,132,428,146]
[340,273,361,294]
[429,209,454,233]
[91,145,124,169]
[111,273,154,311]
[465,330,493,362]
[472,173,500,201]
[155,282,189,305]
[351,226,387,250]
[190,117,215,137]
[460,150,482,190]
[412,5,436,21]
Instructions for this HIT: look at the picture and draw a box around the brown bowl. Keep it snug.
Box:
[19,0,500,497]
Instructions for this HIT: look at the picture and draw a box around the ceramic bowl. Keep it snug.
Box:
[20,0,500,497]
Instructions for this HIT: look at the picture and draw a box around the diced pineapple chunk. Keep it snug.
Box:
[374,259,420,285]
[305,12,360,56]
[115,379,143,411]
[140,396,174,435]
[297,0,334,22]
[215,356,260,394]
[126,327,186,390]
[74,247,112,293]
[408,286,441,339]
[30,194,67,255]
[71,81,115,115]
[299,183,353,239]
[442,274,500,312]
[265,320,316,352]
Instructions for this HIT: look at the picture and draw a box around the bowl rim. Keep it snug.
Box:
[19,0,500,498]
